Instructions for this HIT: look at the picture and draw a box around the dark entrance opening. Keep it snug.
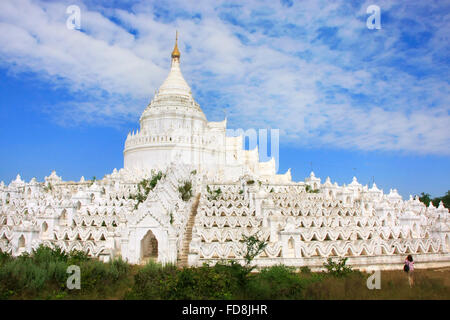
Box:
[141,230,158,263]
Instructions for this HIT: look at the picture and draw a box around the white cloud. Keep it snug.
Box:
[0,0,448,154]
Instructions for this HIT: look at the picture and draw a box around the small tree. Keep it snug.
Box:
[419,192,431,207]
[241,233,267,268]
[434,191,450,208]
[419,190,450,209]
[323,257,353,277]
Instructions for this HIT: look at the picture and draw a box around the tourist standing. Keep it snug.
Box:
[404,255,414,287]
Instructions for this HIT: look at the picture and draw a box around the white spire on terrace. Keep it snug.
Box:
[158,31,192,98]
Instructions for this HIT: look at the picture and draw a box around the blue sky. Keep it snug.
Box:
[0,0,449,198]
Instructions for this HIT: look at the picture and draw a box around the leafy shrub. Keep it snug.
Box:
[129,261,242,300]
[247,265,310,299]
[175,264,239,299]
[300,266,311,273]
[305,185,320,193]
[323,257,354,277]
[241,233,267,267]
[0,252,67,295]
[215,260,249,288]
[32,245,68,264]
[78,260,109,290]
[0,245,130,299]
[78,257,130,292]
[130,171,164,209]
[129,261,178,299]
[178,181,193,201]
[68,249,90,265]
[0,250,12,266]
[109,257,130,280]
[206,185,222,201]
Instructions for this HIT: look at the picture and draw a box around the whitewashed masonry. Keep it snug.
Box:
[1,36,448,270]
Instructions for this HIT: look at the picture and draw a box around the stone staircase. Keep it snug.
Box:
[178,193,201,268]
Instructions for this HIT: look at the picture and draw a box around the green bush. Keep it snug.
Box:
[300,266,311,273]
[178,181,193,201]
[241,233,267,267]
[323,257,354,277]
[0,250,12,266]
[78,257,130,293]
[2,252,449,300]
[0,253,67,295]
[217,260,249,288]
[0,245,131,299]
[129,261,178,299]
[128,261,327,300]
[175,264,238,299]
[78,260,109,291]
[109,257,130,280]
[130,171,164,209]
[246,265,312,299]
[68,249,90,265]
[129,261,244,300]
[206,185,222,201]
[305,185,320,193]
[32,245,69,264]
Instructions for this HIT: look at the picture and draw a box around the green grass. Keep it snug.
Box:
[1,247,449,299]
[303,269,450,300]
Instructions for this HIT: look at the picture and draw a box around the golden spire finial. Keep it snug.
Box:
[171,30,180,59]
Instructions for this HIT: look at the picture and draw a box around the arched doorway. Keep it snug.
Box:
[141,230,158,263]
[42,222,49,236]
[18,235,26,254]
[285,237,295,258]
[59,209,67,226]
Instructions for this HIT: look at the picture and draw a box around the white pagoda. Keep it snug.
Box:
[0,35,449,270]
[124,34,289,183]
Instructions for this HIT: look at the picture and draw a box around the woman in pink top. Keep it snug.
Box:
[404,255,414,287]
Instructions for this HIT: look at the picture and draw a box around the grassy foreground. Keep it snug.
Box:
[0,246,449,300]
